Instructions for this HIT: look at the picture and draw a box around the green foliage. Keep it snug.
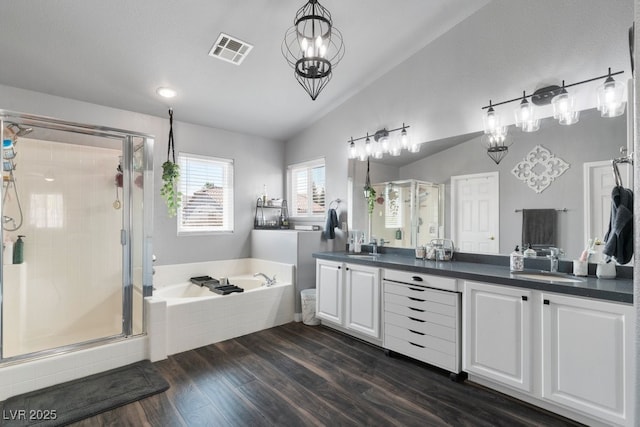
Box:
[161,161,182,217]
[367,187,376,214]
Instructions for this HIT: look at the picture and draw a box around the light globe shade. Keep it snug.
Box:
[552,90,580,125]
[597,78,626,118]
[482,106,501,134]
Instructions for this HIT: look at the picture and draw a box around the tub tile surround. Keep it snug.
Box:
[148,258,295,359]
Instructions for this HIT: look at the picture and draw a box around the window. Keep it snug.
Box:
[177,153,234,234]
[289,158,325,217]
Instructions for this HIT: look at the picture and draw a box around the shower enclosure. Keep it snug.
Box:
[0,111,153,362]
[370,179,443,248]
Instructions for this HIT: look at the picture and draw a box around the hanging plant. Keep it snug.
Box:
[160,109,182,217]
[367,187,376,214]
[364,158,376,214]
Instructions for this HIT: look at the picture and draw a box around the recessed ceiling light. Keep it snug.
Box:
[156,87,177,98]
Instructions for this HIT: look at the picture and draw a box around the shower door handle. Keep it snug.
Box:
[120,229,127,245]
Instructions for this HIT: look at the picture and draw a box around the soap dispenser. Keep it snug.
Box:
[523,243,536,258]
[510,245,524,272]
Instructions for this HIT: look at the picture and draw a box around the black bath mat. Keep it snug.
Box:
[0,360,169,426]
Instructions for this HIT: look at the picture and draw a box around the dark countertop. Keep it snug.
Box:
[313,251,633,304]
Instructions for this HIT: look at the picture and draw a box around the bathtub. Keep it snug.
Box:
[155,276,266,300]
[147,259,295,357]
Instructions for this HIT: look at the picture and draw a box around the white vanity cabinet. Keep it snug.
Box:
[462,279,635,427]
[541,292,634,427]
[315,259,381,341]
[463,281,533,393]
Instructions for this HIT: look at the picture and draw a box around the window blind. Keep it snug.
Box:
[289,159,325,216]
[178,153,234,234]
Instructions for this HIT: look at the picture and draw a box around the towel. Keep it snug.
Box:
[521,209,557,249]
[603,186,634,264]
[324,208,339,239]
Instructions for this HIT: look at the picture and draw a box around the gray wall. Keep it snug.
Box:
[284,0,632,250]
[0,84,285,266]
[399,109,626,258]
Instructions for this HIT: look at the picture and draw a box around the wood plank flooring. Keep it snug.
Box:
[71,322,582,426]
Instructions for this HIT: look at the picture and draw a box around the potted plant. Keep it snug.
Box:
[160,109,181,217]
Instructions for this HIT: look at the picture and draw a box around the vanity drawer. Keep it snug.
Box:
[385,334,457,372]
[385,282,458,308]
[385,324,456,355]
[384,269,458,292]
[385,302,456,328]
[384,311,456,342]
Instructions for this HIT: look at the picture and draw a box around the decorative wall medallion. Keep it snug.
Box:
[511,145,569,193]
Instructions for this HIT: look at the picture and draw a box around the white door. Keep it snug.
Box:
[463,281,532,393]
[583,161,615,246]
[345,263,380,338]
[541,293,634,426]
[451,172,499,253]
[315,260,343,325]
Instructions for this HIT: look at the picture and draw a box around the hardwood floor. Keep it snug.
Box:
[71,322,582,426]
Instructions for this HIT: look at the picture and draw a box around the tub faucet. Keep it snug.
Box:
[254,272,276,287]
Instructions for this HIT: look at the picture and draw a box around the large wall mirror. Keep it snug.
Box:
[348,107,630,260]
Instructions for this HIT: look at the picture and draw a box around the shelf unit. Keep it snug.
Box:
[254,198,290,229]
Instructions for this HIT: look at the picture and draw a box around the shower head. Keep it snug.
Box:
[16,127,33,137]
[6,124,33,138]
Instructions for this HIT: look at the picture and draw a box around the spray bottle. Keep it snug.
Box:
[13,235,25,264]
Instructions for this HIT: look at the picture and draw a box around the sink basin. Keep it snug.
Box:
[346,254,379,261]
[511,271,584,283]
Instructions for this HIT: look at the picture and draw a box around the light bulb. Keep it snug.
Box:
[306,46,314,57]
[300,38,308,52]
[319,45,327,58]
[348,140,357,159]
[315,35,323,48]
[364,137,372,154]
[400,128,408,149]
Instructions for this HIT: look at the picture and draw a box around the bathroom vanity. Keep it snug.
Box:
[313,251,634,427]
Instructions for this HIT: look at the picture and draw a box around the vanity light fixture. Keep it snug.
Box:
[596,68,626,117]
[281,0,345,100]
[347,124,416,161]
[514,91,540,132]
[551,81,580,125]
[481,68,625,130]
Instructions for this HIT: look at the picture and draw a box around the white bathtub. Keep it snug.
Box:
[147,259,295,357]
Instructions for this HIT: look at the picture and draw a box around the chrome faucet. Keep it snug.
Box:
[547,247,564,272]
[370,238,378,255]
[254,272,276,286]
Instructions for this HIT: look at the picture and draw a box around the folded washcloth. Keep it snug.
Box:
[324,208,338,239]
[603,186,634,264]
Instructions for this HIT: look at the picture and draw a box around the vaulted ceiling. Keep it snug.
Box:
[0,0,489,141]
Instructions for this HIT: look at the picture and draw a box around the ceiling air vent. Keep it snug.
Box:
[208,33,253,65]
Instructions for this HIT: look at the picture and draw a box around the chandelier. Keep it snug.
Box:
[282,0,345,100]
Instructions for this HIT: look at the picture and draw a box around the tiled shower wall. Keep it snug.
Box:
[3,138,123,356]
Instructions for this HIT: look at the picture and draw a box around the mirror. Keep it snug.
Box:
[348,108,628,259]
[368,179,444,248]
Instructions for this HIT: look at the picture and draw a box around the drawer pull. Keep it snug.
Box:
[409,307,425,312]
[411,276,423,282]
[409,329,425,336]
[408,316,426,323]
[522,296,528,301]
[408,297,425,302]
[409,341,425,348]
[544,299,550,305]
[408,287,425,292]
